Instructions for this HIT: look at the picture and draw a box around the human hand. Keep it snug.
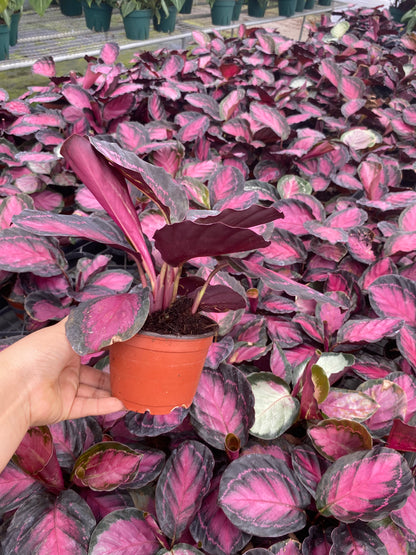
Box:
[1,318,125,429]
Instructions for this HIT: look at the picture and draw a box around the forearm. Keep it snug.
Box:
[0,353,30,473]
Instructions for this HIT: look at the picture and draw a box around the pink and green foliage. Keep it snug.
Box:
[2,6,416,553]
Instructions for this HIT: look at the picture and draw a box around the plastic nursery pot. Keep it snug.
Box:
[0,24,10,61]
[389,6,405,22]
[304,0,314,8]
[82,1,112,32]
[278,0,295,16]
[247,0,267,16]
[180,0,193,14]
[153,5,177,32]
[210,0,235,25]
[232,0,243,20]
[295,0,305,11]
[317,0,331,5]
[123,9,152,40]
[60,0,83,16]
[109,330,214,414]
[9,12,21,47]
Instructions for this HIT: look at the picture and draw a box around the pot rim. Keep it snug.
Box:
[137,328,216,340]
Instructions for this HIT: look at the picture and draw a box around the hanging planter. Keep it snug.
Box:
[180,0,193,14]
[278,0,295,16]
[232,0,243,20]
[9,11,21,46]
[59,0,82,16]
[247,0,267,17]
[110,329,215,414]
[123,8,152,39]
[153,5,177,32]
[82,0,113,31]
[0,23,9,60]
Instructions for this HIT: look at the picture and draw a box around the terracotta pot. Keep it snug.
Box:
[109,330,214,414]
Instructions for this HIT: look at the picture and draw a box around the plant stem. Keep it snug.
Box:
[190,261,228,314]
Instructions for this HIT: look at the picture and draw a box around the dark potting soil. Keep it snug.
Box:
[142,297,219,336]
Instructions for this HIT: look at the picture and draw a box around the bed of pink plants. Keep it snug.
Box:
[1,6,416,553]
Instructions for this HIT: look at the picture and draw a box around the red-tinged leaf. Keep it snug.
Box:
[33,190,64,212]
[266,317,303,348]
[0,193,33,229]
[308,419,373,462]
[276,174,312,199]
[304,221,348,244]
[103,94,135,121]
[293,314,322,343]
[368,275,416,326]
[219,89,245,120]
[4,100,30,115]
[261,228,307,266]
[387,419,416,452]
[319,58,341,88]
[158,546,204,555]
[89,508,162,554]
[35,129,64,146]
[273,199,315,235]
[122,446,166,490]
[331,522,389,553]
[155,440,214,540]
[190,365,254,450]
[124,407,188,439]
[177,114,210,143]
[359,258,397,290]
[397,325,416,372]
[292,444,330,500]
[79,489,134,522]
[25,291,70,322]
[61,135,154,275]
[250,102,290,141]
[189,284,246,312]
[337,318,402,344]
[357,379,407,438]
[148,91,167,120]
[90,135,188,225]
[339,75,365,100]
[333,172,363,191]
[100,42,120,64]
[391,487,416,537]
[116,122,149,153]
[347,227,377,264]
[316,446,413,523]
[318,388,378,422]
[208,165,244,206]
[71,442,142,491]
[195,205,281,229]
[369,517,409,554]
[238,259,346,308]
[384,231,416,256]
[350,353,394,380]
[190,475,251,555]
[14,210,132,252]
[66,291,150,355]
[402,105,416,126]
[326,206,367,229]
[61,84,92,110]
[218,454,311,536]
[185,93,221,120]
[341,98,367,117]
[154,221,270,267]
[386,371,416,423]
[86,269,133,293]
[222,118,251,142]
[32,56,56,77]
[357,160,387,200]
[3,489,95,554]
[0,229,66,277]
[0,462,44,514]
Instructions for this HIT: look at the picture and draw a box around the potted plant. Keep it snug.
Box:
[15,134,282,414]
[208,0,235,26]
[0,0,11,59]
[117,0,158,39]
[1,0,24,46]
[82,0,116,31]
[59,0,82,16]
[389,0,414,21]
[248,0,267,17]
[401,2,416,30]
[153,0,184,32]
